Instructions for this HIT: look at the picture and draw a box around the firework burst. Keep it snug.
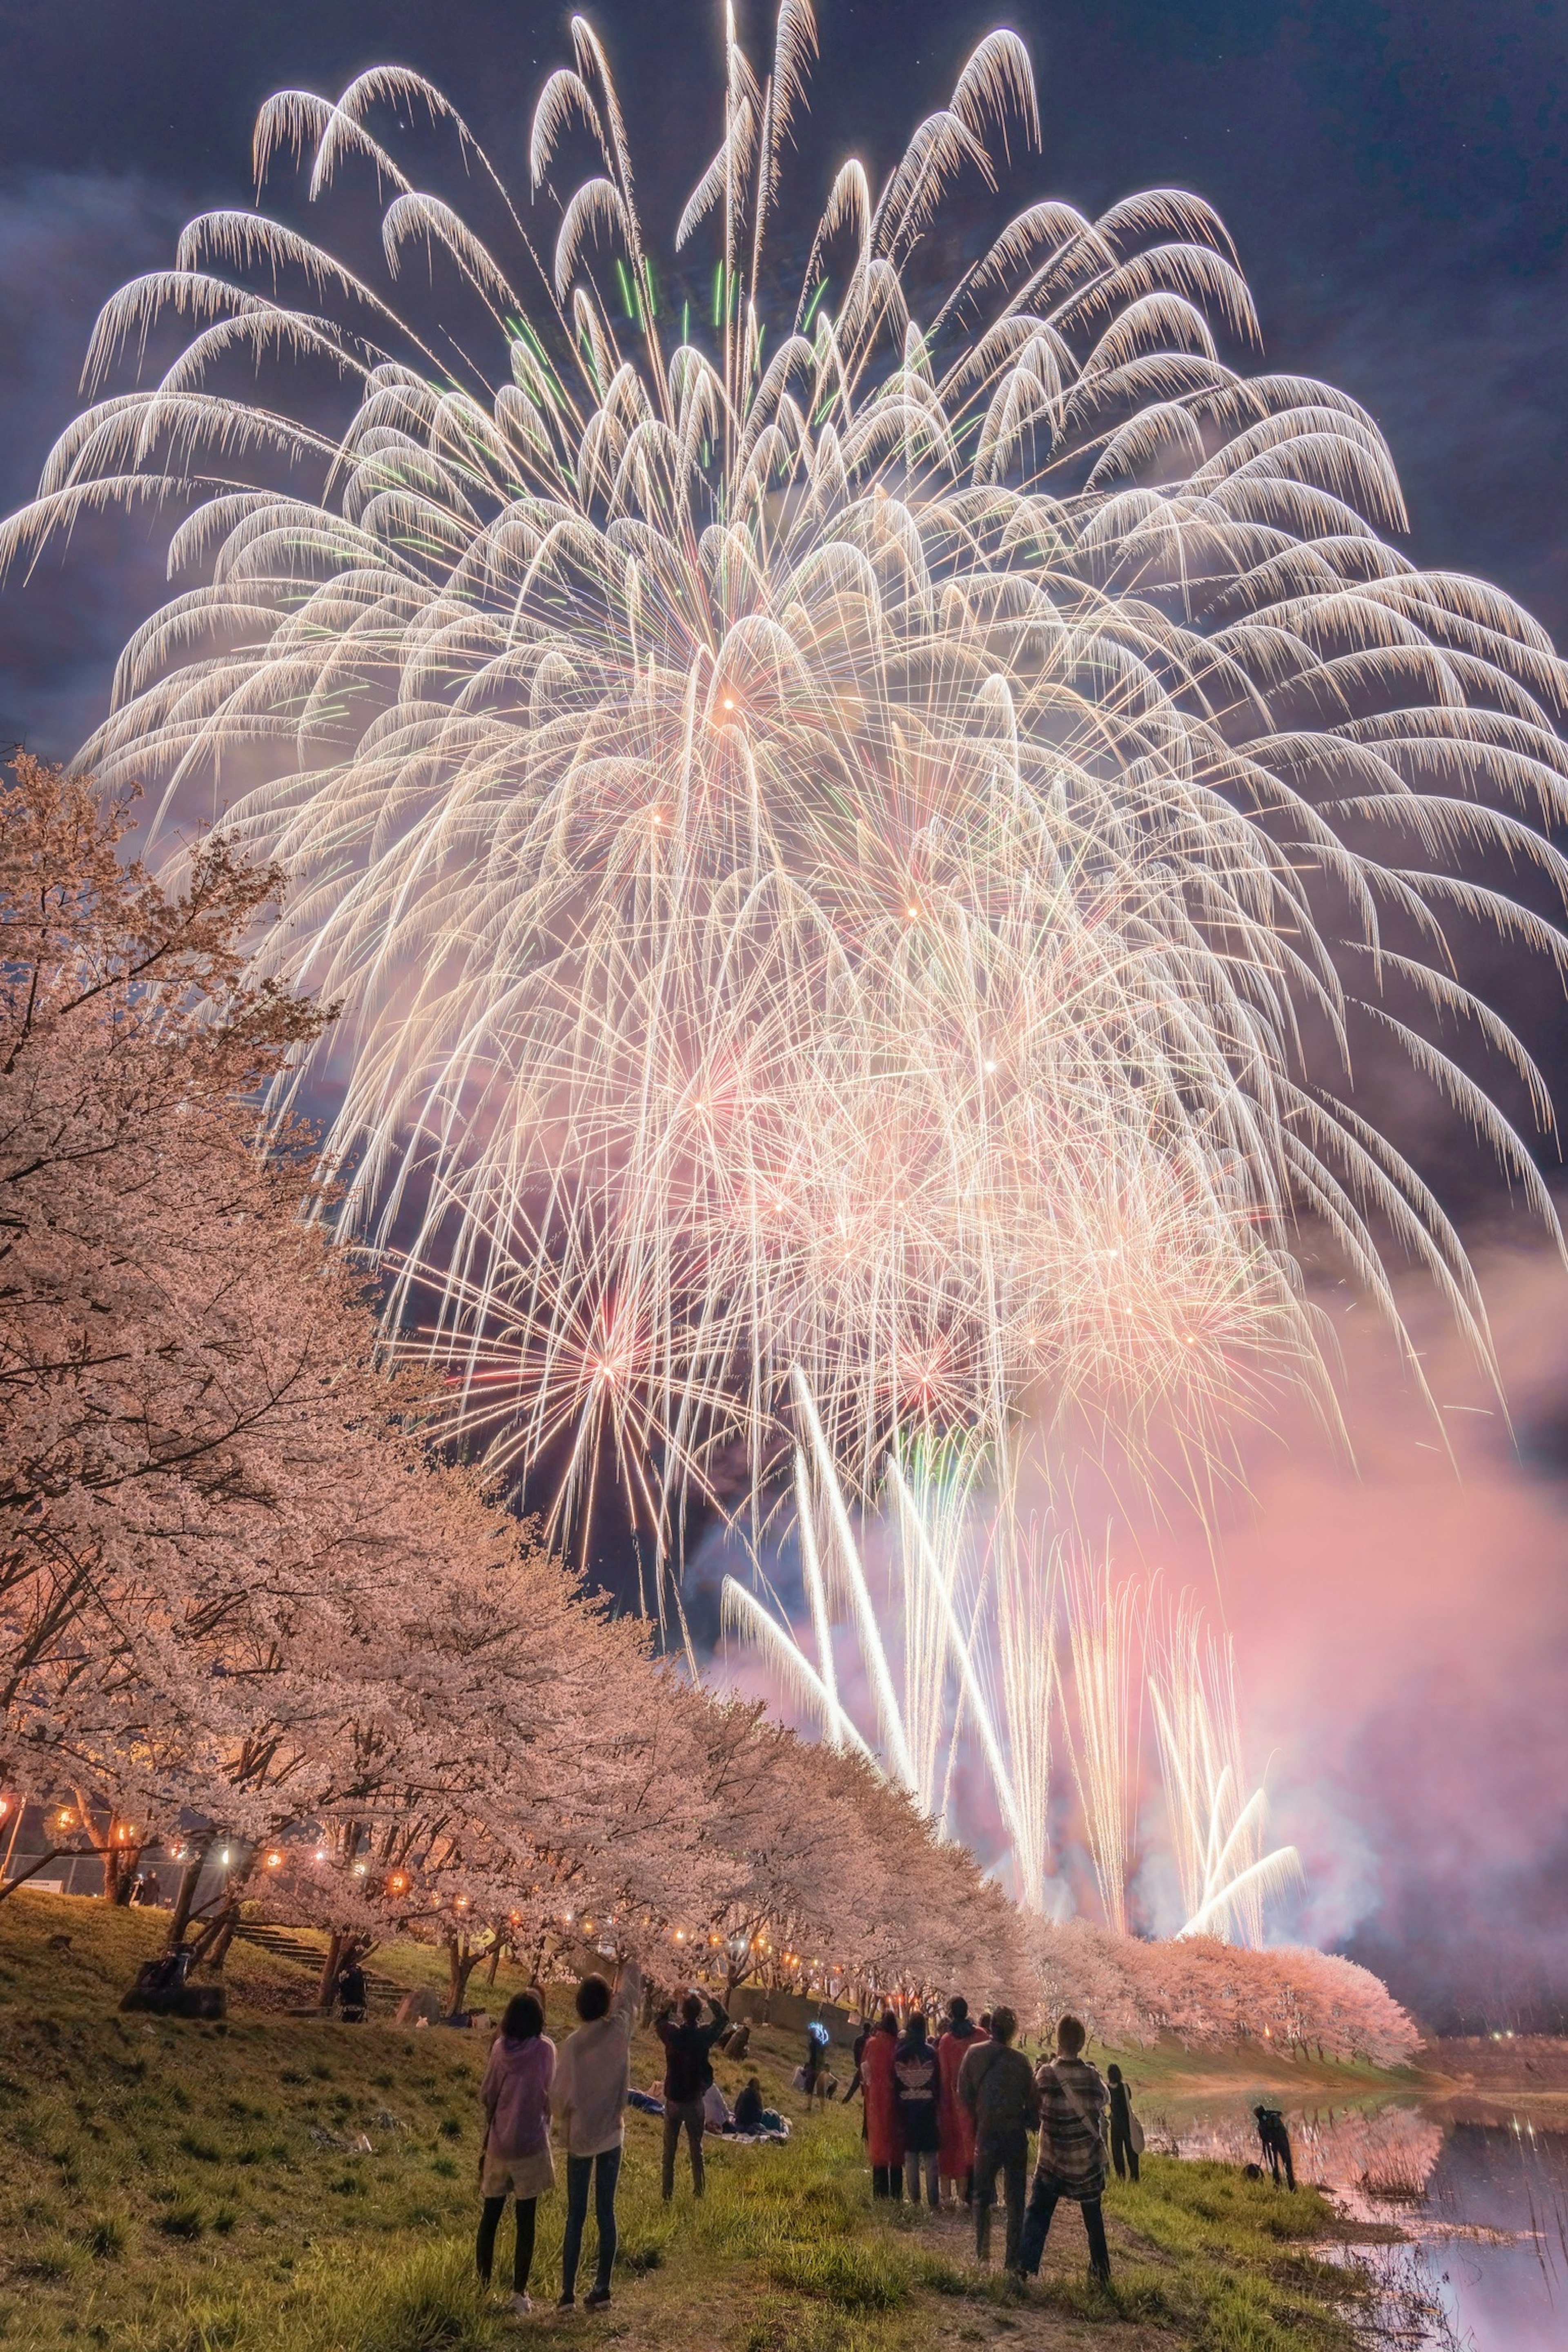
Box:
[7,5,1567,1560]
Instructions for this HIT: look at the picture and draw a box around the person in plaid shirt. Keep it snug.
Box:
[1019,2014,1112,2285]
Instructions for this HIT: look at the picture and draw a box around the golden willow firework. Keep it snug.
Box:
[8,7,1568,1556]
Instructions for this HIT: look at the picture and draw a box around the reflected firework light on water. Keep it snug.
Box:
[5,13,1566,1624]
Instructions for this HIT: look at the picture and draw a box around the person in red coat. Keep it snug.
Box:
[937,1996,985,2206]
[861,2009,905,2198]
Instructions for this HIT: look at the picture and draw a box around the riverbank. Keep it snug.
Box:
[1,1891,1408,2351]
[1412,2036,1568,2126]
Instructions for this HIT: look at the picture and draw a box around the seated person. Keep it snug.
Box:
[702,2078,730,2132]
[732,2076,764,2134]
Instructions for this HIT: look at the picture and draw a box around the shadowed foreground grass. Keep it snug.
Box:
[0,1892,1396,2351]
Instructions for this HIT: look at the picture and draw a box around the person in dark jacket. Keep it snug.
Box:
[958,2005,1038,2269]
[655,1990,729,2198]
[1106,2063,1138,2183]
[893,2012,941,2207]
[336,1960,368,2022]
[732,2076,764,2134]
[1254,2105,1296,2191]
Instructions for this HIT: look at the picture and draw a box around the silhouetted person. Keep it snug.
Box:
[893,2011,941,2207]
[656,1989,728,2198]
[1107,2063,1139,2183]
[959,2005,1038,2270]
[1254,2105,1295,2191]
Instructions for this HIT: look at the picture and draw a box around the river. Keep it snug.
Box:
[1146,2060,1568,2348]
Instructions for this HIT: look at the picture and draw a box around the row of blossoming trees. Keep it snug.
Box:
[0,759,1023,2016]
[0,759,1416,2060]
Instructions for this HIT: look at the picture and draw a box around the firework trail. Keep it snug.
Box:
[1149,1599,1302,1942]
[1062,1553,1139,1935]
[5,4,1567,1564]
[721,1436,1296,1935]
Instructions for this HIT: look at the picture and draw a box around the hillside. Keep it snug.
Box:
[0,1890,1405,2352]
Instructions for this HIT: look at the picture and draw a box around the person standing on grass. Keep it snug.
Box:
[551,1956,641,2312]
[958,2004,1038,2270]
[862,2009,905,2198]
[937,1996,983,2208]
[894,2011,942,2209]
[1107,2063,1140,2183]
[656,1987,729,2199]
[477,1991,556,2315]
[1254,2105,1296,2191]
[1020,2014,1111,2287]
[335,1957,368,2023]
[844,2013,871,2105]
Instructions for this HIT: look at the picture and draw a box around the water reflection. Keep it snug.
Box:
[1148,2096,1567,2349]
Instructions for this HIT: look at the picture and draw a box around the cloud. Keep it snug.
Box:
[1150,1246,1568,2027]
[0,172,187,758]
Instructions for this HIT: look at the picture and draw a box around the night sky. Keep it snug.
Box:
[2,0,1567,2025]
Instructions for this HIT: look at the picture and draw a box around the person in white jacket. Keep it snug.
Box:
[551,1958,642,2309]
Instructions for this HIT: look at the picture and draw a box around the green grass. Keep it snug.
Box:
[0,1890,1399,2351]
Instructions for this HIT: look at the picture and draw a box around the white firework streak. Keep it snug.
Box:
[4,6,1566,1559]
[1149,1599,1301,1943]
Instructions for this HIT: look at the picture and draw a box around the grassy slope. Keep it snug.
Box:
[0,1892,1396,2352]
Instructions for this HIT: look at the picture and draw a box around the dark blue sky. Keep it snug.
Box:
[2,0,1567,754]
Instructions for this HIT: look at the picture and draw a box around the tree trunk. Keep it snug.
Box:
[485,1942,502,1989]
[166,1844,210,1950]
[448,1937,482,2014]
[0,1845,62,1904]
[187,1903,236,1969]
[317,1929,348,2011]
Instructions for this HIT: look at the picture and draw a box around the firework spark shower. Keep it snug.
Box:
[5,2,1568,1589]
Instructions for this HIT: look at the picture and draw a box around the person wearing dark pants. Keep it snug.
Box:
[655,1988,728,2200]
[870,2161,903,2199]
[957,2005,1038,2270]
[476,2191,538,2303]
[477,1992,556,2316]
[661,2096,707,2197]
[972,2132,1030,2269]
[562,2146,621,2304]
[1020,2180,1111,2281]
[1255,2106,1296,2192]
[552,1958,641,2309]
[1019,2014,1112,2289]
[1107,2064,1139,2184]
